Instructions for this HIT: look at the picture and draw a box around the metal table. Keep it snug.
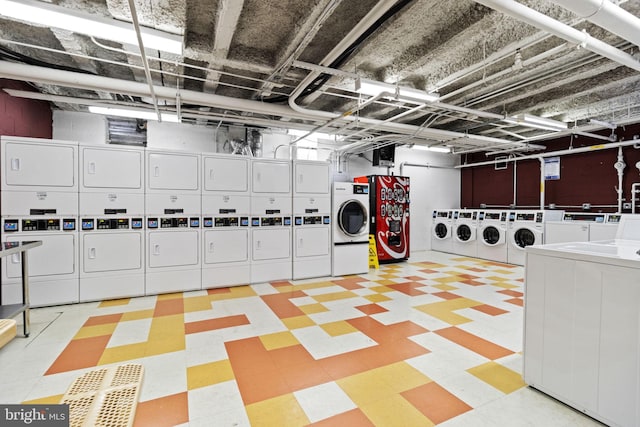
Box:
[0,241,42,337]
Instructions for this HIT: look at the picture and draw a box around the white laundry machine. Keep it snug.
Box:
[250,159,292,283]
[477,210,508,263]
[332,182,370,276]
[589,213,622,241]
[145,149,201,294]
[201,153,251,288]
[1,136,79,307]
[293,160,331,280]
[452,210,478,257]
[544,212,606,245]
[431,209,455,253]
[507,210,563,265]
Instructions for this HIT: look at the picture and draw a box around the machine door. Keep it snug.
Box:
[294,162,330,194]
[252,228,291,260]
[203,156,249,192]
[83,233,142,272]
[434,222,449,239]
[456,224,475,242]
[4,142,75,188]
[147,153,199,191]
[82,148,142,190]
[148,231,199,267]
[482,226,504,246]
[5,234,75,277]
[295,227,330,257]
[252,160,290,193]
[513,227,538,248]
[204,229,248,264]
[337,200,368,237]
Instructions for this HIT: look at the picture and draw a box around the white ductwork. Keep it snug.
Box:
[614,146,626,212]
[550,0,640,49]
[474,0,640,73]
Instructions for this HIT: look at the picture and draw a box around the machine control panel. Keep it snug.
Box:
[215,217,239,227]
[13,218,77,232]
[294,216,327,225]
[203,217,214,228]
[160,217,189,228]
[147,218,159,229]
[3,220,18,232]
[562,213,606,222]
[254,217,292,226]
[607,214,622,224]
[190,217,200,228]
[353,184,369,194]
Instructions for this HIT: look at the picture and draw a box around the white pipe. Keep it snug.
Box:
[474,0,640,72]
[632,182,640,214]
[513,159,517,206]
[614,146,626,212]
[550,0,640,48]
[399,162,456,175]
[539,158,545,210]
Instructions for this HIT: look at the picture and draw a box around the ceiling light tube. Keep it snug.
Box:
[355,78,397,98]
[355,78,438,103]
[88,106,180,123]
[411,144,450,153]
[504,113,567,131]
[0,0,183,55]
[397,86,439,103]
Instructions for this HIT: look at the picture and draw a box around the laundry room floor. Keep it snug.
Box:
[0,251,603,427]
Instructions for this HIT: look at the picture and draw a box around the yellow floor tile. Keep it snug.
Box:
[299,303,328,315]
[415,298,481,325]
[337,369,397,405]
[245,393,310,427]
[293,281,336,291]
[145,314,186,355]
[373,279,396,286]
[433,284,458,291]
[320,320,359,337]
[369,285,395,293]
[260,331,300,350]
[121,309,155,321]
[491,281,519,290]
[313,291,358,303]
[73,323,117,339]
[183,295,213,313]
[99,342,147,365]
[209,286,257,301]
[98,299,130,307]
[467,361,525,394]
[187,359,234,390]
[23,395,64,404]
[364,293,391,303]
[369,362,432,394]
[281,315,315,330]
[360,394,434,427]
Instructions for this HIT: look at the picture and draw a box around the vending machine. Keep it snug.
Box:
[355,175,410,263]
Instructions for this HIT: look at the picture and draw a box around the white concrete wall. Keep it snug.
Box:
[147,121,216,152]
[52,111,107,144]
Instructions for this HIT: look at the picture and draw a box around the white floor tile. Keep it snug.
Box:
[294,381,356,423]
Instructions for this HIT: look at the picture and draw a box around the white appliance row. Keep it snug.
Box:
[0,136,332,307]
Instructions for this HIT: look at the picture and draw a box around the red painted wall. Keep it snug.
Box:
[0,79,52,138]
[461,123,640,212]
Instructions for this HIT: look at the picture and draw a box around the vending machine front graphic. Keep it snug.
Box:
[356,175,410,263]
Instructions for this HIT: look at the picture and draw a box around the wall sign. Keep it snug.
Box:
[544,156,560,180]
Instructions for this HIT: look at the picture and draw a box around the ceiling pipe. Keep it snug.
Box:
[550,0,640,48]
[473,0,640,73]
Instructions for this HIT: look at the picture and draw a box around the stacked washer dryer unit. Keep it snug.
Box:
[332,182,370,276]
[476,210,509,263]
[544,212,607,245]
[507,210,564,265]
[78,144,145,302]
[452,210,478,257]
[292,160,331,280]
[145,149,202,294]
[431,209,455,253]
[1,136,79,306]
[589,213,622,241]
[201,153,251,288]
[250,158,292,283]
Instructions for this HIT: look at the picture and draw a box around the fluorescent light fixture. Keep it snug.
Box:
[504,113,567,131]
[411,145,450,153]
[355,78,438,103]
[88,106,180,123]
[0,0,183,55]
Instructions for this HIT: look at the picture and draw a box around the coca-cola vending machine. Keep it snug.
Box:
[355,175,410,262]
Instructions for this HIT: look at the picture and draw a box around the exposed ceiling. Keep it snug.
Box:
[1,0,640,156]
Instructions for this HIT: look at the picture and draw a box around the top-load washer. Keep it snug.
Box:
[544,212,607,245]
[431,209,455,253]
[507,210,563,265]
[589,213,622,241]
[201,153,251,288]
[293,160,331,280]
[332,182,370,276]
[452,210,478,258]
[1,136,79,307]
[250,158,292,283]
[477,210,508,263]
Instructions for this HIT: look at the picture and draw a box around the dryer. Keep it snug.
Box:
[332,182,370,276]
[1,136,79,307]
[201,153,251,288]
[250,159,292,283]
[544,212,606,245]
[589,213,622,241]
[431,209,454,253]
[477,210,508,263]
[452,210,478,257]
[293,160,331,280]
[507,210,563,265]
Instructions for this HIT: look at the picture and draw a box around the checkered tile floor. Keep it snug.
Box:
[0,251,603,426]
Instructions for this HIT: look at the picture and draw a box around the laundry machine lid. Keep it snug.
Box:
[482,225,504,245]
[337,199,368,237]
[513,227,538,248]
[455,224,475,242]
[434,222,449,239]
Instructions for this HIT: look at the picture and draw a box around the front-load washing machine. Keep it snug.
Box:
[589,213,622,241]
[332,182,370,276]
[477,210,508,263]
[431,209,454,253]
[507,210,563,265]
[544,212,607,244]
[452,210,478,257]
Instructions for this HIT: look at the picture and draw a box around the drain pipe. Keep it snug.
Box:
[474,0,640,73]
[614,146,626,213]
[632,160,640,214]
[399,162,456,176]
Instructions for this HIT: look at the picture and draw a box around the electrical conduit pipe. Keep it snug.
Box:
[614,146,626,213]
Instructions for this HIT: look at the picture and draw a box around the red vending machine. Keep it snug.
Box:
[355,175,410,262]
